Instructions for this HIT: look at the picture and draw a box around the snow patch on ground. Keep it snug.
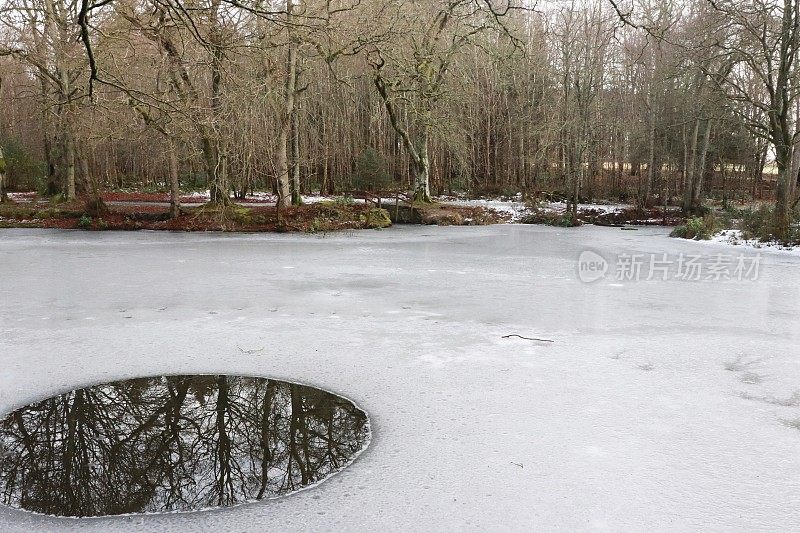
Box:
[439,197,530,221]
[704,229,800,256]
[299,194,340,204]
[184,190,210,199]
[5,192,37,202]
[543,201,631,215]
[242,191,273,202]
[242,193,379,205]
[438,197,633,222]
[179,192,351,205]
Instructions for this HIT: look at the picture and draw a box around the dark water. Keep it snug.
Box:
[0,375,369,517]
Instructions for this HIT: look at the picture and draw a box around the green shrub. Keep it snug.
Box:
[521,209,581,227]
[555,212,578,227]
[141,183,168,194]
[713,204,799,243]
[524,198,547,211]
[333,195,354,207]
[0,138,45,191]
[352,148,391,192]
[306,217,332,234]
[670,214,716,240]
[49,193,67,205]
[78,214,92,228]
[669,225,688,239]
[739,205,777,241]
[360,208,392,229]
[474,184,520,199]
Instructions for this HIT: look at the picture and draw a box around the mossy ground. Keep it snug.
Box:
[0,195,395,233]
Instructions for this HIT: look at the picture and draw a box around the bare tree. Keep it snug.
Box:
[0,0,796,232]
[704,0,800,238]
[0,145,7,202]
[368,1,522,202]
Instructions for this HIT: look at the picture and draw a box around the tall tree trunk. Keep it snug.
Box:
[752,142,768,199]
[320,96,330,194]
[64,128,76,201]
[774,143,797,239]
[290,96,301,205]
[168,140,181,218]
[640,102,656,209]
[79,155,92,196]
[412,129,432,202]
[681,123,689,204]
[564,135,579,218]
[206,0,230,206]
[276,123,292,207]
[691,119,713,210]
[769,0,799,240]
[77,145,109,216]
[571,145,580,219]
[38,77,59,197]
[43,133,58,196]
[200,134,228,205]
[720,157,728,210]
[682,118,701,213]
[276,0,297,208]
[57,61,77,201]
[373,67,432,203]
[0,146,7,202]
[32,6,59,197]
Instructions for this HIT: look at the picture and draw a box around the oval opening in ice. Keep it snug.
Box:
[0,375,370,517]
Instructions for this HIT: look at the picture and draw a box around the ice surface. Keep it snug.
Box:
[0,225,799,531]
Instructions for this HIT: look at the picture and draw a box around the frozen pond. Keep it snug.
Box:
[0,225,799,531]
[0,375,369,517]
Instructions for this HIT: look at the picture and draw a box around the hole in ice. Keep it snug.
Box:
[0,375,369,517]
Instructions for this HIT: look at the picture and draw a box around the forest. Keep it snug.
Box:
[2,2,800,530]
[0,0,799,239]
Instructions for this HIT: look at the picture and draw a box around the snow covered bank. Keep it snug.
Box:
[437,196,633,223]
[437,197,530,222]
[700,229,800,257]
[5,192,37,202]
[542,200,631,215]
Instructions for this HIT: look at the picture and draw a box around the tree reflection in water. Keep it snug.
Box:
[0,375,369,517]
